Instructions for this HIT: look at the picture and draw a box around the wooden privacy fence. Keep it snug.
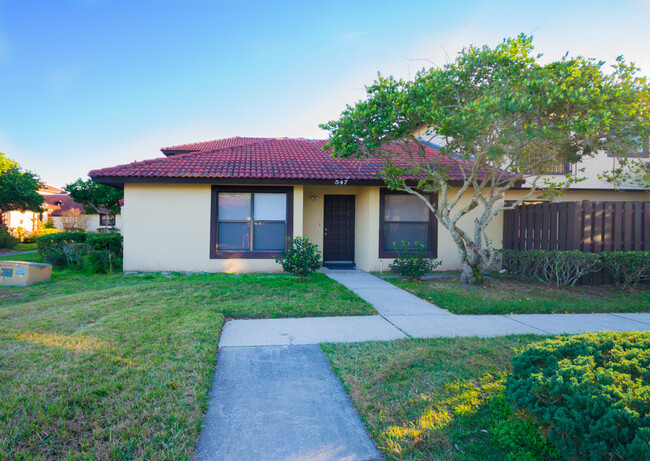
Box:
[503,200,650,252]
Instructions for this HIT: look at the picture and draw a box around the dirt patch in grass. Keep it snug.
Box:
[385,274,649,314]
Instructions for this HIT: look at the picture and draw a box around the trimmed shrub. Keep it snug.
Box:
[22,234,38,243]
[43,217,55,229]
[86,233,123,258]
[63,242,90,267]
[39,228,62,236]
[84,250,122,274]
[499,249,601,286]
[275,236,322,281]
[37,232,123,271]
[506,332,650,461]
[601,251,650,289]
[0,227,18,249]
[389,241,442,281]
[37,232,87,267]
[84,233,123,273]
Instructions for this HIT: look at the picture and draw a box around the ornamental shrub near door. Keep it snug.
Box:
[275,236,322,281]
[389,241,442,281]
[506,332,650,460]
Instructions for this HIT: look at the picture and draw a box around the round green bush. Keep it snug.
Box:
[506,332,650,460]
[275,236,322,281]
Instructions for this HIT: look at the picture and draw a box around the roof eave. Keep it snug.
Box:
[88,175,474,188]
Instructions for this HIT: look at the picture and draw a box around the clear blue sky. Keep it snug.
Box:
[1,0,649,187]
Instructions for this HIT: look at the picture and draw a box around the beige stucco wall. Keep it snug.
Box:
[123,183,294,272]
[300,185,382,271]
[123,182,509,273]
[299,185,502,272]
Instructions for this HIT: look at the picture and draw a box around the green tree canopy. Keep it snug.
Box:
[0,153,44,216]
[65,179,123,221]
[321,35,650,283]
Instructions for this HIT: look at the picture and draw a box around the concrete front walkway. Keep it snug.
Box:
[219,269,650,346]
[198,268,650,460]
[195,345,381,461]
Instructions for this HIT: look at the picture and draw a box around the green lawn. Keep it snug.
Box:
[15,242,38,251]
[322,336,559,460]
[0,242,38,254]
[0,261,374,459]
[383,273,650,315]
[1,252,375,319]
[0,250,43,263]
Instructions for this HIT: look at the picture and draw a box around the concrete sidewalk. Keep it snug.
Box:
[199,269,649,460]
[218,269,650,347]
[195,345,381,461]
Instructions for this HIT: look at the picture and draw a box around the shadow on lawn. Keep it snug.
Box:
[379,373,559,460]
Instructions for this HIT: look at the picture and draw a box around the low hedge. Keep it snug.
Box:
[506,332,650,460]
[601,251,650,289]
[499,249,650,288]
[37,232,123,272]
[0,227,18,249]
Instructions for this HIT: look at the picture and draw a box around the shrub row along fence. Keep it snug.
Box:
[502,200,650,285]
[503,200,649,252]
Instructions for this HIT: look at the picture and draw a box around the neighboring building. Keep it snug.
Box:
[43,194,123,233]
[504,150,650,203]
[413,125,649,203]
[4,186,123,235]
[4,185,65,236]
[90,137,498,272]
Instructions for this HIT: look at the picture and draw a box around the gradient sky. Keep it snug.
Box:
[1,0,649,187]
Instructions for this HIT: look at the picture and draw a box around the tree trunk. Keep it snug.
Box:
[459,260,478,284]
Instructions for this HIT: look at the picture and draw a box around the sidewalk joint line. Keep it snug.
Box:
[503,315,552,335]
[377,313,413,339]
[610,313,650,326]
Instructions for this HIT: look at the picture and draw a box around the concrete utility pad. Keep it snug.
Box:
[384,314,546,337]
[506,313,650,335]
[219,315,405,347]
[194,345,381,461]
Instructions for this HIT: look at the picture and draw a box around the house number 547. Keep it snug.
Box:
[334,179,348,185]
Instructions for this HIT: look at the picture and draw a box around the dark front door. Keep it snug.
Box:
[323,195,355,264]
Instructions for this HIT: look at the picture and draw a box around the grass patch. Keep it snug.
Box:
[1,270,374,319]
[0,250,44,263]
[0,242,37,255]
[322,336,559,460]
[15,242,38,251]
[0,280,224,459]
[383,274,649,314]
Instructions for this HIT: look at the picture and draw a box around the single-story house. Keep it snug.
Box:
[43,194,124,233]
[89,136,500,272]
[88,136,646,273]
[3,184,123,235]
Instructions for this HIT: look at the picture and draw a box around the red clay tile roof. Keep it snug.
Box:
[42,194,83,217]
[160,137,270,156]
[39,184,65,194]
[90,137,487,184]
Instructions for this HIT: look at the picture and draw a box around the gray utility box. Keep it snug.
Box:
[0,261,53,287]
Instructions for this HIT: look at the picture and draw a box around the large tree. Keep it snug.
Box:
[321,35,650,283]
[65,178,123,229]
[0,153,44,221]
